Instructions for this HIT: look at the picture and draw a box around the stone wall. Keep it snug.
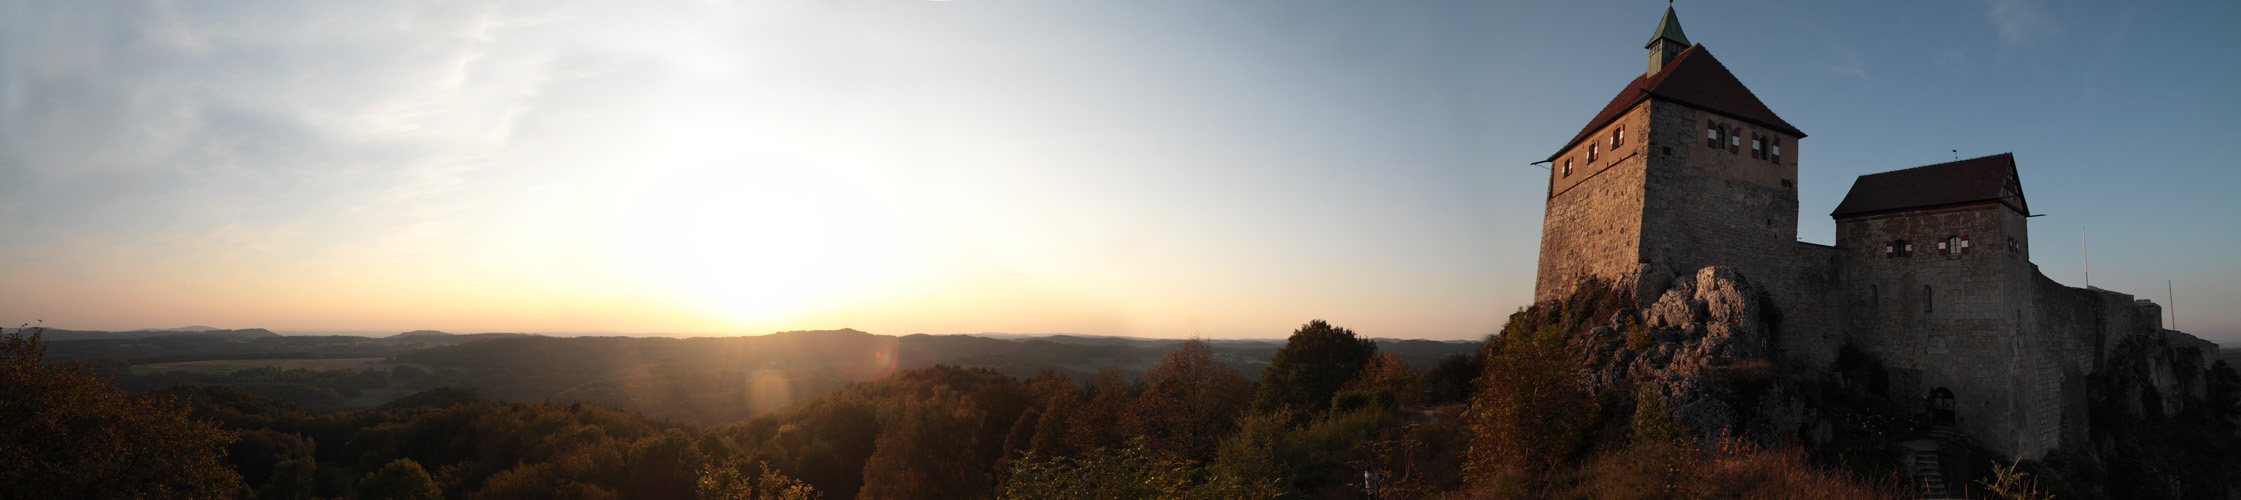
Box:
[1635,101,1799,305]
[1535,100,1808,305]
[1524,72,2222,462]
[1834,202,2045,457]
[2029,269,2217,442]
[1536,104,1654,303]
[1774,242,1845,368]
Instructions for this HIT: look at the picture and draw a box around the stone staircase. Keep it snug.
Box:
[1906,425,1961,499]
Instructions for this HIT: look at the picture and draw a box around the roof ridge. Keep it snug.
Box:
[1856,152,2016,178]
[1831,153,2024,218]
[1542,45,1803,163]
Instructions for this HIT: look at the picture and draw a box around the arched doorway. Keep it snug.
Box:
[1929,387,1956,426]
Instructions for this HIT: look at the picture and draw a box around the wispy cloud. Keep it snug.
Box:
[1934,49,1968,73]
[1979,0,2057,43]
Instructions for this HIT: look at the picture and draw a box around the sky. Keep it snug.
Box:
[1,0,2235,343]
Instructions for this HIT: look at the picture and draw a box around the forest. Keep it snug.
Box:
[5,287,2237,500]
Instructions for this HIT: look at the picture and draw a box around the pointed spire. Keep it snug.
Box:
[1645,6,1691,76]
[1646,6,1690,49]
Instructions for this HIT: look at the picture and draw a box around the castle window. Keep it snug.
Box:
[1771,137,1782,164]
[1707,120,1720,148]
[1888,239,1912,258]
[1925,285,1934,313]
[1751,135,1764,159]
[2007,236,2020,254]
[1939,235,1968,255]
[1613,125,1625,148]
[1728,133,1741,154]
[1589,143,1599,162]
[1563,158,1573,177]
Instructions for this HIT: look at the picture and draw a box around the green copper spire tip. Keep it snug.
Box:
[1646,6,1691,49]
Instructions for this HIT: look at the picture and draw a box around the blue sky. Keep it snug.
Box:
[0,0,2234,344]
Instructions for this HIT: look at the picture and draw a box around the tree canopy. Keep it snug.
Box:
[0,328,242,499]
[1252,320,1377,415]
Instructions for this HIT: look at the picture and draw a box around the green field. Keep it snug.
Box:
[133,357,392,374]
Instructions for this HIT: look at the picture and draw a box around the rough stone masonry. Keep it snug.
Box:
[1530,6,2216,460]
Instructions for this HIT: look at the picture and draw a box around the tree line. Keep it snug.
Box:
[5,308,2003,499]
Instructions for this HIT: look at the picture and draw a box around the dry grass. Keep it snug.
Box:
[1564,436,1910,500]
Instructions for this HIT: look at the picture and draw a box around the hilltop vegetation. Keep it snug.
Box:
[14,297,2230,499]
[3,314,1935,500]
[62,327,1476,422]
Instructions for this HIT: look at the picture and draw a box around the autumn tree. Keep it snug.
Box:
[997,438,1195,500]
[0,327,243,499]
[697,460,822,500]
[357,458,441,500]
[856,387,989,500]
[259,457,318,500]
[626,428,703,500]
[1253,320,1377,415]
[1462,315,1594,484]
[1127,339,1254,461]
[1064,369,1136,453]
[1418,353,1482,406]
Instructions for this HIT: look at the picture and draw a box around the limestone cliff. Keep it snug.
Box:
[1537,266,2241,499]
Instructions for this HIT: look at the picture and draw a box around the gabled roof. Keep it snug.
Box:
[1544,45,1805,162]
[1831,153,2028,219]
[1646,6,1690,48]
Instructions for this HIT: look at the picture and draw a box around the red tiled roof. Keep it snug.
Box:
[1831,153,2028,218]
[1544,45,1804,162]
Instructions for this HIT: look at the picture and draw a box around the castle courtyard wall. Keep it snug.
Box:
[1773,242,1846,368]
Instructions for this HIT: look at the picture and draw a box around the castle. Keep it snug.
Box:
[1532,7,2217,459]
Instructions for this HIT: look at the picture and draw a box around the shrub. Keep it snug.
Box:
[0,326,244,499]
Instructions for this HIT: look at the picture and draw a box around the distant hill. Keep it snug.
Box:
[51,327,1481,422]
[385,330,537,342]
[390,330,453,338]
[394,330,1477,416]
[12,328,283,342]
[131,325,221,332]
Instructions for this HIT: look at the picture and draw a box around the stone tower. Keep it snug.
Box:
[1534,7,1807,303]
[1831,153,2064,458]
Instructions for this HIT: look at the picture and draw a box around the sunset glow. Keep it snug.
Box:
[2,1,2236,342]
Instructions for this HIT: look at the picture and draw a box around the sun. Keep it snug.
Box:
[612,160,904,328]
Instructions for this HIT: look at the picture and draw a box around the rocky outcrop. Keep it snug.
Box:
[1573,266,1810,441]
